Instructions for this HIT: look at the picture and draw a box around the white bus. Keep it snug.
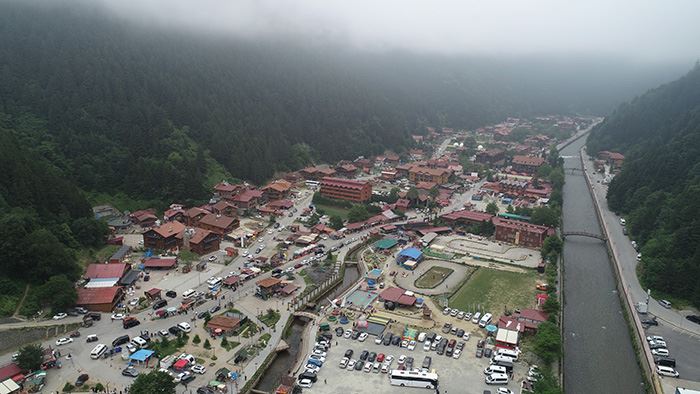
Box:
[305,180,320,188]
[389,369,439,389]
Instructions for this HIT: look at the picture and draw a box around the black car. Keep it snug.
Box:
[153,299,167,310]
[686,315,700,324]
[406,357,414,369]
[483,347,493,358]
[298,371,318,382]
[197,387,216,394]
[456,328,465,338]
[112,335,130,347]
[76,374,89,387]
[641,318,659,326]
[475,347,484,358]
[168,326,182,335]
[368,352,376,362]
[344,349,354,358]
[456,341,465,350]
[209,305,221,314]
[86,312,101,321]
[336,327,345,337]
[359,350,369,361]
[351,330,361,340]
[391,335,401,346]
[234,354,247,364]
[354,360,364,371]
[383,333,393,346]
[422,356,432,370]
[197,311,209,320]
[122,368,139,378]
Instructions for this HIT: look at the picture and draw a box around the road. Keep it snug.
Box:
[581,149,700,382]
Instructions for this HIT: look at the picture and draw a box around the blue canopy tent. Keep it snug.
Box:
[129,349,155,367]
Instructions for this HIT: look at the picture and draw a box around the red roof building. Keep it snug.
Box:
[408,166,452,184]
[143,221,186,251]
[320,177,372,202]
[211,200,237,217]
[262,180,293,201]
[511,155,545,174]
[197,214,239,235]
[129,209,158,227]
[231,189,264,209]
[76,287,124,312]
[142,258,177,269]
[494,217,550,248]
[85,263,129,280]
[0,363,22,382]
[440,210,494,226]
[184,207,209,226]
[188,228,221,255]
[213,182,242,199]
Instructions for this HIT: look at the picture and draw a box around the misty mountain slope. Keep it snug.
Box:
[0,1,680,202]
[587,64,700,307]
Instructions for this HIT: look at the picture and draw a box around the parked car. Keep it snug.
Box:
[52,313,68,320]
[358,332,368,342]
[55,337,73,346]
[658,299,672,309]
[360,350,369,361]
[344,349,354,358]
[354,361,364,371]
[368,352,377,362]
[391,336,401,346]
[476,348,484,358]
[352,331,361,340]
[442,323,452,333]
[346,359,356,370]
[191,365,206,374]
[75,374,89,386]
[339,358,349,368]
[642,318,659,326]
[652,348,670,357]
[686,315,700,324]
[122,367,139,378]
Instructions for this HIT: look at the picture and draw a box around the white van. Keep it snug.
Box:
[479,313,493,328]
[496,348,519,361]
[131,336,148,348]
[90,344,107,359]
[484,365,507,375]
[656,365,679,378]
[417,332,427,342]
[491,355,515,364]
[177,322,192,333]
[485,373,509,385]
[182,289,196,299]
[472,312,481,324]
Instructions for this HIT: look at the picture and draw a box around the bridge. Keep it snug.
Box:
[562,231,607,241]
[292,311,319,320]
[564,167,585,175]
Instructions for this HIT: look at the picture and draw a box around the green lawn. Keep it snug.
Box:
[259,310,281,327]
[414,266,454,289]
[315,204,350,220]
[77,244,120,268]
[449,267,538,313]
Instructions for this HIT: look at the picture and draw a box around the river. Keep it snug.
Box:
[560,136,644,393]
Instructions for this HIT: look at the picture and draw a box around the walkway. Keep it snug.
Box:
[392,259,471,295]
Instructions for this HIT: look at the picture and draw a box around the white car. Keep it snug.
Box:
[55,337,73,346]
[312,349,327,357]
[656,365,679,378]
[305,364,320,374]
[649,339,667,348]
[407,340,416,351]
[173,372,191,383]
[646,335,664,342]
[450,309,459,317]
[208,255,218,261]
[442,308,450,315]
[128,298,139,306]
[652,348,669,357]
[178,322,192,333]
[346,359,357,370]
[400,340,409,348]
[375,336,383,345]
[191,365,206,374]
[339,357,349,368]
[453,349,462,359]
[126,343,138,353]
[358,332,368,342]
[423,341,431,351]
[52,313,68,320]
[343,330,352,338]
[497,389,514,394]
[111,313,125,320]
[298,378,313,388]
[457,311,465,319]
[397,355,406,364]
[158,329,169,337]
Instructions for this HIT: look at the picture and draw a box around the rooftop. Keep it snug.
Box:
[320,177,370,190]
[150,221,186,238]
[76,287,122,305]
[85,263,128,279]
[512,155,545,167]
[198,214,236,230]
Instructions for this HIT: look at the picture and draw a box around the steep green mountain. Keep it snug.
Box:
[587,64,700,307]
[0,0,679,204]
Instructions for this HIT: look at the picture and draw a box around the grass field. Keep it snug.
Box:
[449,267,538,313]
[315,204,350,220]
[415,266,455,289]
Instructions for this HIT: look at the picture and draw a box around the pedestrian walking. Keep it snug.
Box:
[324,379,327,384]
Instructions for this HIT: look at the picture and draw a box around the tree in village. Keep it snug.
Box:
[33,275,78,312]
[485,201,499,215]
[533,321,561,365]
[130,370,177,394]
[16,344,43,371]
[329,215,344,230]
[347,205,370,223]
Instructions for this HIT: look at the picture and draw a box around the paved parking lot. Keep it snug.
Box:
[645,322,700,381]
[305,332,526,394]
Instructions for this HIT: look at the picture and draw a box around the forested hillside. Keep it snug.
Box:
[587,64,700,307]
[0,0,677,204]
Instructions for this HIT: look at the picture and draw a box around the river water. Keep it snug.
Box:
[560,137,644,393]
[255,265,360,391]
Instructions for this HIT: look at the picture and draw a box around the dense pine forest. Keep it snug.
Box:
[0,1,678,204]
[587,64,700,307]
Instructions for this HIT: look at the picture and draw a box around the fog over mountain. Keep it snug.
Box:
[96,0,700,62]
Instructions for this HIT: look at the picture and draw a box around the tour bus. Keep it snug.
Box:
[90,344,107,359]
[207,277,223,290]
[389,369,439,389]
[479,313,493,328]
[305,180,320,188]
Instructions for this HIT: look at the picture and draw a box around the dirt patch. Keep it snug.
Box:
[414,266,454,289]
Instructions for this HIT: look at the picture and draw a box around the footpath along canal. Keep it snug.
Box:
[560,136,644,393]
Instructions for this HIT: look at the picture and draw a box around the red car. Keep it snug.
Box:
[294,263,303,269]
[376,353,385,362]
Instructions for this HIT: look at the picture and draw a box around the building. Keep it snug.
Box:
[84,263,130,288]
[142,258,177,270]
[255,277,283,299]
[76,287,124,312]
[408,166,452,184]
[197,214,239,235]
[206,315,242,336]
[184,207,209,226]
[598,151,625,170]
[475,149,506,165]
[188,228,221,255]
[262,179,293,201]
[211,200,237,217]
[213,182,242,200]
[336,163,358,178]
[440,210,494,226]
[319,177,372,202]
[143,221,186,251]
[109,244,132,264]
[129,209,158,227]
[396,247,424,270]
[379,286,417,307]
[511,155,545,174]
[230,189,264,210]
[494,217,551,248]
